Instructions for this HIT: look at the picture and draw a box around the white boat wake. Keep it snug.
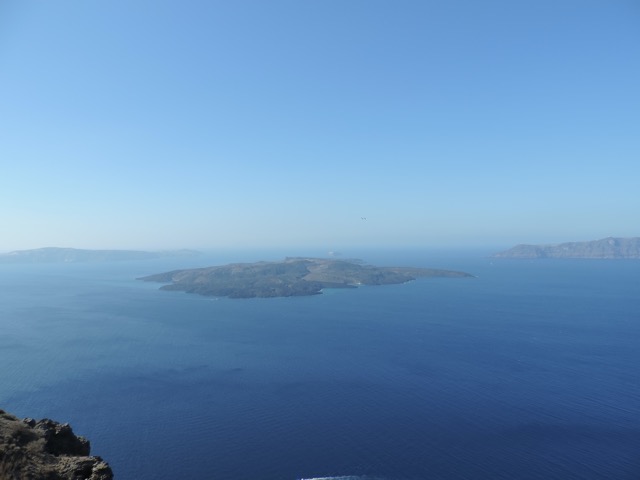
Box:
[299,476,386,480]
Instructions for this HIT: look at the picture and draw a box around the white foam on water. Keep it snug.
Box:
[299,476,384,480]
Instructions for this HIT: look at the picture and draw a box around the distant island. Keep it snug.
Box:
[0,409,112,479]
[0,247,202,263]
[139,257,473,299]
[493,237,640,259]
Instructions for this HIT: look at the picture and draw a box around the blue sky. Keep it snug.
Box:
[1,0,638,251]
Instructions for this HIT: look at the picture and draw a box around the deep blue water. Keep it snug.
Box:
[1,250,639,480]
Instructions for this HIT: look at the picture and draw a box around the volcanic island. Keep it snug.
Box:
[139,257,473,299]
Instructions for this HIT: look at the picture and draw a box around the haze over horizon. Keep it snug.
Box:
[1,1,638,252]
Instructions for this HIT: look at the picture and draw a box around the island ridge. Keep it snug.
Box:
[139,257,473,299]
[493,237,640,259]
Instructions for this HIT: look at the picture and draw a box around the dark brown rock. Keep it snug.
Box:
[0,409,113,480]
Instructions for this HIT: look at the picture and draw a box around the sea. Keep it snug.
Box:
[1,248,639,480]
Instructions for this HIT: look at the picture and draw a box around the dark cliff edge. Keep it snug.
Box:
[139,257,474,299]
[0,409,113,480]
[492,237,640,259]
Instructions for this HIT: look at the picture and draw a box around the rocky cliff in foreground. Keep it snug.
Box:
[493,237,640,259]
[0,409,113,480]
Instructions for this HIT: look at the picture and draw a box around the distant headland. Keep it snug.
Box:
[139,257,473,299]
[0,247,202,263]
[493,237,640,259]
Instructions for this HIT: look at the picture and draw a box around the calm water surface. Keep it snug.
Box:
[1,250,639,479]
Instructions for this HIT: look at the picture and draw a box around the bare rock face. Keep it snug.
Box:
[0,409,113,480]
